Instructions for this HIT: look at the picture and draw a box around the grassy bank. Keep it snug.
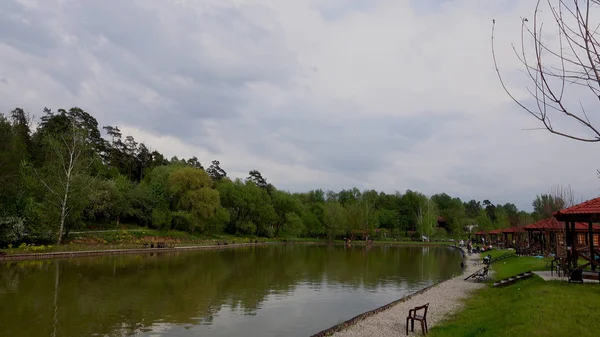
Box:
[0,229,454,256]
[0,230,284,255]
[430,250,600,337]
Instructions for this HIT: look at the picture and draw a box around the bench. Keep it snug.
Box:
[582,270,600,283]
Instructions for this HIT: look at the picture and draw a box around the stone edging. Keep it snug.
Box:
[309,245,467,337]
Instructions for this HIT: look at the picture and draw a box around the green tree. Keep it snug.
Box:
[0,114,28,218]
[168,166,221,233]
[476,208,493,231]
[301,205,324,238]
[401,190,428,232]
[416,197,437,239]
[207,160,227,181]
[217,179,276,236]
[128,182,158,227]
[323,202,347,242]
[281,213,305,238]
[464,199,482,219]
[532,194,566,220]
[494,207,510,229]
[431,193,465,235]
[271,190,302,237]
[35,120,94,244]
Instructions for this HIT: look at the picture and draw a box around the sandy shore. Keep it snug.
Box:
[330,252,484,337]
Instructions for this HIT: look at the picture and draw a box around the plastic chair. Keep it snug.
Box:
[406,303,429,335]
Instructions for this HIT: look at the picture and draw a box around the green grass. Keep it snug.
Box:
[484,249,514,261]
[430,249,600,337]
[430,277,600,337]
[492,254,550,281]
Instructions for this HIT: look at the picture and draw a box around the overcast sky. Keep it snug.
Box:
[1,0,599,211]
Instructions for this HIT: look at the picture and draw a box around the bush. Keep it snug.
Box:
[172,211,193,232]
[151,206,172,230]
[0,216,25,247]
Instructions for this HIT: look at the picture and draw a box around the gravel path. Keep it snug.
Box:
[331,252,485,337]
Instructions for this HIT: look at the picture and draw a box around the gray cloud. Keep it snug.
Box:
[1,0,600,212]
[0,2,60,56]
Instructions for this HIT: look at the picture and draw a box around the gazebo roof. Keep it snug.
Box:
[488,228,503,235]
[524,218,563,231]
[502,226,526,234]
[553,197,600,222]
[525,217,600,232]
[475,230,487,235]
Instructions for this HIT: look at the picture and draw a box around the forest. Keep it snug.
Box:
[0,107,559,246]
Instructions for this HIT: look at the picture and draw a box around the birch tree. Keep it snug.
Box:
[417,198,438,240]
[36,120,93,244]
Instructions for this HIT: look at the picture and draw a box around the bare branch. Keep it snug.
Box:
[492,0,600,142]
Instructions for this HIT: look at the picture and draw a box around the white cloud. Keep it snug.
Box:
[1,0,599,211]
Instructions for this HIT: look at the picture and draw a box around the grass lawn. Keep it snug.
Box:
[430,277,600,337]
[492,254,550,281]
[483,249,515,260]
[430,249,600,337]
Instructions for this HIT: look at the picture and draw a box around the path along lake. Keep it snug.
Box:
[0,244,462,337]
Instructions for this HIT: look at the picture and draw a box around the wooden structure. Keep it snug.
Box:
[487,228,503,245]
[501,226,526,249]
[554,198,600,272]
[522,218,564,256]
[474,230,488,244]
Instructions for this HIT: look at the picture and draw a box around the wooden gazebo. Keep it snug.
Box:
[474,230,488,244]
[487,228,503,245]
[554,197,600,271]
[501,226,526,249]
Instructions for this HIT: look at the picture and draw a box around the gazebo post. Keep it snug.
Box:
[590,221,596,272]
[571,221,578,268]
[565,221,572,268]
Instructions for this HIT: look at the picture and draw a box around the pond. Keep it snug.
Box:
[0,244,462,337]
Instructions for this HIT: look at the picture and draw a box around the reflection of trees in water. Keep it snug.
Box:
[0,245,461,336]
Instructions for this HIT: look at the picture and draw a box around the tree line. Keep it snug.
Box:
[0,107,568,246]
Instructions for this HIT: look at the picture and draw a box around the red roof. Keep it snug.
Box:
[524,218,563,230]
[554,197,600,217]
[475,230,487,235]
[525,217,600,232]
[488,228,503,235]
[502,226,526,234]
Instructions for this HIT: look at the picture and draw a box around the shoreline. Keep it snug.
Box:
[0,241,455,262]
[0,242,285,261]
[313,249,481,337]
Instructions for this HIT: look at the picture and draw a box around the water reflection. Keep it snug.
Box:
[0,244,462,337]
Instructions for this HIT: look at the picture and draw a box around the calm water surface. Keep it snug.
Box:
[0,244,462,337]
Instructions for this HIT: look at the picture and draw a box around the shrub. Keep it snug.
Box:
[0,216,25,247]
